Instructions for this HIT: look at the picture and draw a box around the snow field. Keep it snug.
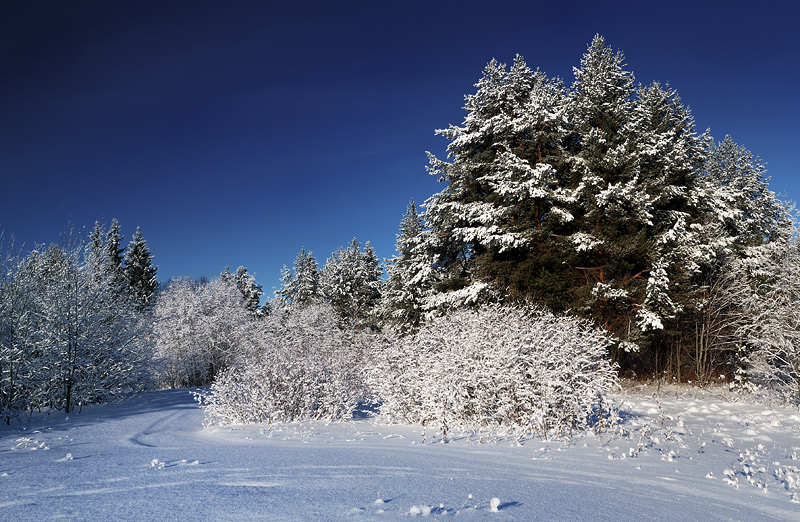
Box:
[1,387,799,520]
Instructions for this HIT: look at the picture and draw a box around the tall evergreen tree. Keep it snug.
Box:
[319,239,382,322]
[423,55,575,311]
[106,219,125,273]
[700,135,789,250]
[380,201,438,328]
[221,265,263,313]
[413,35,795,374]
[275,247,320,307]
[124,227,158,309]
[89,221,104,270]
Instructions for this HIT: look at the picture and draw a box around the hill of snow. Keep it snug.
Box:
[1,386,798,520]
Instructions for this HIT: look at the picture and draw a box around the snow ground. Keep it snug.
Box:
[1,386,799,521]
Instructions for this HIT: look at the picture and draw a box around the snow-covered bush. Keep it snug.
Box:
[367,303,618,440]
[153,277,257,388]
[196,304,367,425]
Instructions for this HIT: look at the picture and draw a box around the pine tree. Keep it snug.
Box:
[221,265,263,313]
[106,219,125,273]
[380,201,441,329]
[124,227,158,309]
[411,35,792,381]
[701,135,789,250]
[89,221,104,270]
[275,247,320,307]
[557,35,650,344]
[422,55,575,311]
[319,239,382,322]
[220,265,234,285]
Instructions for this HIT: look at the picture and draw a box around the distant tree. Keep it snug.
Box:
[380,201,437,329]
[234,266,263,313]
[275,247,321,307]
[89,221,104,269]
[319,238,382,322]
[124,227,158,309]
[106,218,125,273]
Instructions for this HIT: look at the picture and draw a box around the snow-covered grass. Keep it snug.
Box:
[1,386,799,521]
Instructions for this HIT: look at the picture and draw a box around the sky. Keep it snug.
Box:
[2,0,798,296]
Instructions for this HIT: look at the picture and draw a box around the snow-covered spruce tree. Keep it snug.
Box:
[221,265,263,314]
[275,247,321,307]
[379,201,438,329]
[124,227,158,309]
[153,277,256,388]
[105,218,125,273]
[89,221,105,269]
[367,302,618,441]
[699,135,789,252]
[196,303,368,425]
[414,35,797,383]
[558,36,714,358]
[319,238,382,323]
[423,54,572,312]
[419,36,707,354]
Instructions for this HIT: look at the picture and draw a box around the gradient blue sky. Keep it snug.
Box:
[2,1,797,295]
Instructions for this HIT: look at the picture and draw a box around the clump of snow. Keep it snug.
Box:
[13,437,48,451]
[408,504,431,516]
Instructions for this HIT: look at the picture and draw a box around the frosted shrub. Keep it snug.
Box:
[153,278,256,388]
[367,303,618,440]
[196,304,367,425]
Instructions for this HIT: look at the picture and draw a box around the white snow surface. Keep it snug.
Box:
[2,386,799,521]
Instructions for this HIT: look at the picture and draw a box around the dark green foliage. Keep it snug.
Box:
[124,227,158,309]
[402,35,791,382]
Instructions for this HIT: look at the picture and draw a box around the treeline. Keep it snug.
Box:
[3,35,800,427]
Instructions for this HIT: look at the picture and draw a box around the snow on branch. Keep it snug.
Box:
[367,303,619,441]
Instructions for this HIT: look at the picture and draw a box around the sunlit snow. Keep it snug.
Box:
[1,386,799,520]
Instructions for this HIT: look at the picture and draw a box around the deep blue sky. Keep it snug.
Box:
[2,1,797,295]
